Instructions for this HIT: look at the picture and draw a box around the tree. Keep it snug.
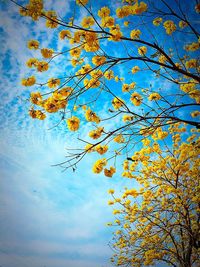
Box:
[12,0,200,265]
[16,0,200,173]
[107,124,200,266]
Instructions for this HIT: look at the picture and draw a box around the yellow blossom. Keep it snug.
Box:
[70,47,81,58]
[130,92,142,106]
[85,108,100,123]
[179,20,188,28]
[81,16,95,28]
[185,59,197,69]
[191,111,200,117]
[163,20,176,35]
[131,66,140,74]
[84,144,95,153]
[43,97,60,113]
[92,158,107,173]
[124,21,129,27]
[109,27,122,41]
[153,17,162,26]
[108,189,115,194]
[41,48,54,58]
[27,39,39,49]
[104,166,116,177]
[98,6,110,18]
[89,127,104,139]
[148,93,161,101]
[21,76,36,86]
[130,29,141,39]
[112,97,124,109]
[76,0,88,5]
[30,91,42,105]
[47,78,60,88]
[104,70,114,79]
[36,61,49,72]
[92,55,106,66]
[95,144,108,155]
[108,200,115,205]
[59,30,71,40]
[26,58,38,68]
[67,116,80,131]
[113,134,125,143]
[138,46,147,55]
[45,11,58,29]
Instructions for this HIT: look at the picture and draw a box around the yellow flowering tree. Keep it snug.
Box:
[107,125,200,266]
[14,0,200,264]
[16,0,200,173]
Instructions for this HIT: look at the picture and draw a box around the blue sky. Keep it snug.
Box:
[0,0,199,267]
[0,1,127,266]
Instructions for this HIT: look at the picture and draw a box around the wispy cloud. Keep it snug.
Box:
[0,1,116,266]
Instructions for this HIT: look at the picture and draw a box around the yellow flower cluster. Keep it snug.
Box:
[163,20,176,35]
[21,76,36,86]
[85,108,100,123]
[59,30,71,40]
[148,92,161,101]
[84,144,95,153]
[47,78,60,88]
[45,10,58,29]
[130,29,141,39]
[95,144,108,155]
[67,116,80,131]
[109,25,123,41]
[41,48,54,58]
[30,91,42,105]
[92,158,107,173]
[36,61,49,72]
[108,125,200,266]
[131,66,140,74]
[29,109,46,120]
[44,97,67,113]
[113,134,125,143]
[27,40,39,49]
[92,55,106,66]
[138,46,147,55]
[104,70,114,80]
[152,127,168,140]
[116,2,147,18]
[98,7,110,18]
[123,115,134,122]
[130,92,142,106]
[104,166,116,177]
[28,86,72,119]
[84,78,101,89]
[180,82,200,103]
[89,127,104,139]
[76,0,88,6]
[185,59,197,69]
[81,16,95,28]
[178,20,188,28]
[26,58,39,68]
[19,0,43,21]
[184,42,200,52]
[112,97,124,109]
[70,47,81,58]
[153,17,162,26]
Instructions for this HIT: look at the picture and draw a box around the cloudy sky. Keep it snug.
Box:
[0,1,199,267]
[0,1,133,266]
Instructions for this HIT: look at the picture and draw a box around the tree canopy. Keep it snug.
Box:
[14,0,200,266]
